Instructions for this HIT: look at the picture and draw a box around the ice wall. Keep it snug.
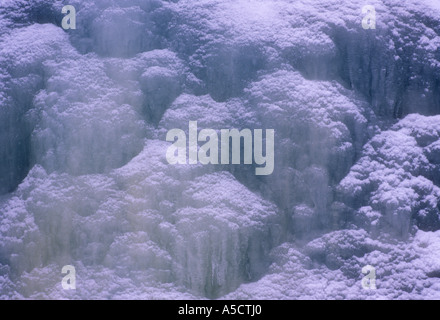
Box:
[1,0,440,299]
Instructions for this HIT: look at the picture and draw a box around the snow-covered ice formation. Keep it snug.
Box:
[0,0,440,299]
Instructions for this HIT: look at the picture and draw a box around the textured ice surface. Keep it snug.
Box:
[1,0,440,299]
[339,114,440,238]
